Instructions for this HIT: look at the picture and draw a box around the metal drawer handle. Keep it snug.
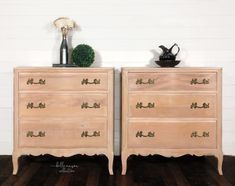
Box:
[190,102,209,109]
[27,78,46,85]
[136,102,155,109]
[191,131,209,138]
[27,131,45,137]
[136,78,155,85]
[81,102,101,109]
[136,131,155,138]
[81,78,100,85]
[81,131,100,137]
[27,102,46,109]
[190,78,209,85]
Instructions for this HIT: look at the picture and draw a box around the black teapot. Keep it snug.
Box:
[159,43,180,61]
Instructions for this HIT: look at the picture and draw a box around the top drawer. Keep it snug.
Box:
[18,72,108,91]
[128,72,217,91]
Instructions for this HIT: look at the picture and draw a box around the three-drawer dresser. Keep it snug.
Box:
[121,67,222,175]
[13,67,114,175]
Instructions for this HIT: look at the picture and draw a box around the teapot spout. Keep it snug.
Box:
[159,45,168,52]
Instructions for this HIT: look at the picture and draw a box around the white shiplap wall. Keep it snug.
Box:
[1,0,235,155]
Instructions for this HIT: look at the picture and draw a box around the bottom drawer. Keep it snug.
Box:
[19,118,107,148]
[128,121,216,149]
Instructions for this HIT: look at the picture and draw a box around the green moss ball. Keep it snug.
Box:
[72,44,95,67]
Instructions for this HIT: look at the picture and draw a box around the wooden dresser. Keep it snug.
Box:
[13,67,114,175]
[121,67,222,175]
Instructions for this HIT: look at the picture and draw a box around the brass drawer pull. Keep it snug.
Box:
[136,102,155,109]
[81,102,101,109]
[136,131,155,138]
[191,102,209,109]
[136,78,155,85]
[27,131,45,137]
[27,78,46,85]
[190,78,209,85]
[27,102,46,109]
[81,131,100,137]
[81,78,100,85]
[191,131,209,138]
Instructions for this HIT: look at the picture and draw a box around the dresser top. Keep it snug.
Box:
[122,67,222,72]
[14,67,114,73]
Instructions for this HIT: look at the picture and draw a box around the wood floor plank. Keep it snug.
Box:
[86,165,101,186]
[177,156,219,186]
[223,156,235,186]
[207,168,232,186]
[167,161,190,186]
[144,163,166,186]
[205,157,232,186]
[26,163,53,186]
[130,156,165,186]
[42,169,60,186]
[55,174,73,186]
[0,156,12,184]
[1,162,31,186]
[68,166,88,186]
[97,163,111,186]
[115,174,127,186]
[159,163,177,186]
[13,162,41,186]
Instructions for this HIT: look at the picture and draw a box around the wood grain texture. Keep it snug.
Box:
[19,119,107,148]
[13,67,114,175]
[129,94,216,118]
[121,67,223,175]
[19,93,108,118]
[128,72,216,91]
[128,121,216,149]
[18,71,108,91]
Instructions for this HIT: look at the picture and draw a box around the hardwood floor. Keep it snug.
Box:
[0,155,234,186]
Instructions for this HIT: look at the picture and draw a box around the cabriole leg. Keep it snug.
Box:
[216,152,223,175]
[121,152,128,175]
[12,153,19,175]
[107,153,114,175]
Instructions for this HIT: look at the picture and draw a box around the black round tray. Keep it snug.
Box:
[155,60,180,67]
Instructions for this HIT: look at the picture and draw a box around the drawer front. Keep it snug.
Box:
[19,93,107,118]
[128,72,216,91]
[19,72,108,91]
[128,121,216,149]
[129,94,216,118]
[19,119,107,148]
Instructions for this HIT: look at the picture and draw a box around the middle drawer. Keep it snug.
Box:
[19,93,107,118]
[129,94,216,118]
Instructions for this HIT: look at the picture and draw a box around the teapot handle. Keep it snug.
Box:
[172,43,180,57]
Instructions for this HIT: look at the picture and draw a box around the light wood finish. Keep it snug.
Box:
[128,72,217,91]
[128,121,216,149]
[19,93,108,117]
[19,118,107,148]
[129,94,216,118]
[13,67,114,175]
[121,67,223,175]
[19,72,108,91]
